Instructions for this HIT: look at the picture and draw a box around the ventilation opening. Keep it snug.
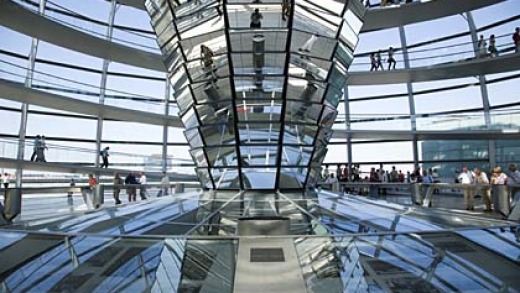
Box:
[250,248,285,262]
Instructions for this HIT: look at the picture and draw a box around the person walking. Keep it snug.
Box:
[34,135,48,162]
[458,166,475,210]
[369,53,377,71]
[488,34,498,57]
[67,178,75,198]
[159,172,170,197]
[88,173,100,209]
[250,8,263,28]
[375,50,384,71]
[281,0,290,21]
[40,135,48,162]
[100,146,110,168]
[387,47,396,70]
[125,172,137,202]
[200,44,215,71]
[477,35,487,58]
[299,34,318,54]
[513,27,520,53]
[2,173,10,189]
[30,135,41,161]
[139,172,147,200]
[113,173,123,205]
[473,168,491,211]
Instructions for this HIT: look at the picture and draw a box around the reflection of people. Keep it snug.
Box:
[250,8,263,28]
[201,44,218,86]
[200,44,214,69]
[281,0,290,21]
[299,34,318,53]
[216,0,222,16]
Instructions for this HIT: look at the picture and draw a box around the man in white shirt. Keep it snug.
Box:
[325,173,339,192]
[139,172,147,200]
[458,166,475,210]
[474,168,491,211]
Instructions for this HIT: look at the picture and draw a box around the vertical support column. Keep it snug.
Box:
[162,76,171,173]
[343,86,353,180]
[466,12,495,168]
[16,0,47,187]
[399,26,419,167]
[95,0,118,169]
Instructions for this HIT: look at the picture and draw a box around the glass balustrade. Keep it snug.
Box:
[11,0,160,53]
[0,137,198,174]
[0,224,517,292]
[0,59,169,114]
[333,110,520,131]
[350,34,518,71]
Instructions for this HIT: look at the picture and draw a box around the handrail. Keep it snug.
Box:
[352,34,517,69]
[0,219,515,240]
[0,183,201,194]
[0,59,165,104]
[11,0,159,52]
[0,137,152,159]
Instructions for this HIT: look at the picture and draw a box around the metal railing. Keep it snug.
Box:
[318,182,520,220]
[0,137,196,175]
[0,182,202,224]
[351,33,518,71]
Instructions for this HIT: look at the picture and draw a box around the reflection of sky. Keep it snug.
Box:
[0,0,519,168]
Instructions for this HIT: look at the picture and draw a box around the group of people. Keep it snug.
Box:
[369,48,397,71]
[321,162,520,213]
[249,0,291,28]
[30,135,48,162]
[86,172,171,206]
[378,0,414,7]
[477,34,499,58]
[322,164,422,185]
[456,164,520,211]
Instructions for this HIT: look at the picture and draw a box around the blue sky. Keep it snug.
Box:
[0,0,519,175]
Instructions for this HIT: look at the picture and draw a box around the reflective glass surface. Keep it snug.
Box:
[146,0,367,190]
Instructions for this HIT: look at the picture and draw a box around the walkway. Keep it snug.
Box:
[0,0,165,72]
[0,157,199,181]
[115,0,505,32]
[0,79,183,128]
